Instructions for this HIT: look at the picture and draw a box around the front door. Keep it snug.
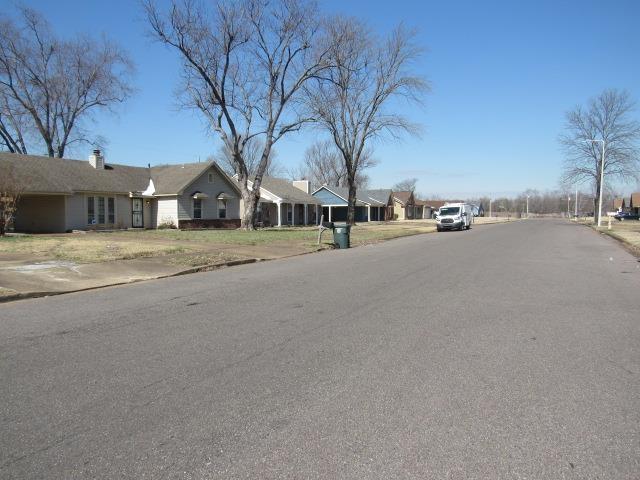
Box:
[132,198,144,228]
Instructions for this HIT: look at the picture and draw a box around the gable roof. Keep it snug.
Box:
[0,152,149,194]
[252,176,321,204]
[613,198,626,209]
[151,161,240,196]
[392,191,415,206]
[0,152,236,197]
[362,189,393,206]
[312,185,371,206]
[422,200,464,210]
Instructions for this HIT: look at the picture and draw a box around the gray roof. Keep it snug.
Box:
[0,153,236,196]
[257,176,321,204]
[0,152,149,194]
[315,185,383,206]
[362,189,393,206]
[149,161,238,195]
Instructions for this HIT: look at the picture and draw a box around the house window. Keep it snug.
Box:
[193,198,202,219]
[108,197,115,224]
[208,172,214,183]
[87,197,95,224]
[87,195,115,225]
[98,197,105,224]
[218,199,227,219]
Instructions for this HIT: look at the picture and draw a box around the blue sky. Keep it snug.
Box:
[3,0,639,197]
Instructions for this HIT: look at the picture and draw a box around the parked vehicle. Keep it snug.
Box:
[613,212,640,221]
[436,203,474,231]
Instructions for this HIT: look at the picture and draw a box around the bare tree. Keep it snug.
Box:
[213,137,285,178]
[0,7,134,157]
[305,17,428,224]
[297,139,374,189]
[559,89,640,223]
[145,0,330,229]
[393,177,417,192]
[0,163,23,235]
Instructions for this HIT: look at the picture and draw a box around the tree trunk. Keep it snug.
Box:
[241,188,258,230]
[347,177,357,225]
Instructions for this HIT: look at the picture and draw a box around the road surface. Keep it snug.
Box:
[1,219,639,479]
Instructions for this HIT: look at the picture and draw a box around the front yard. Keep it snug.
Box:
[0,221,441,266]
[1,217,515,266]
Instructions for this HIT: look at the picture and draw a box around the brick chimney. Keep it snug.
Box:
[89,149,104,169]
[292,180,310,194]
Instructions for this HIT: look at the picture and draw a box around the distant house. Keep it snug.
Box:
[422,199,465,219]
[392,191,416,220]
[1,151,241,233]
[614,197,628,212]
[312,186,393,222]
[239,177,322,227]
[630,192,640,215]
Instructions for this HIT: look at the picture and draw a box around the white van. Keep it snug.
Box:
[436,203,474,231]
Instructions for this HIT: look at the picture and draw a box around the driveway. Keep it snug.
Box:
[1,219,638,478]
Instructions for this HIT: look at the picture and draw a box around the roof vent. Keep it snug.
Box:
[89,149,104,169]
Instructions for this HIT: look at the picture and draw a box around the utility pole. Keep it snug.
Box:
[526,195,530,218]
[567,195,570,218]
[489,199,492,218]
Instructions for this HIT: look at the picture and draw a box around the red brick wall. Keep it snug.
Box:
[178,219,241,229]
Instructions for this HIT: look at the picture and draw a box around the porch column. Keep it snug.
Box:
[304,204,308,225]
[328,206,332,222]
[291,203,296,225]
[277,201,282,227]
[367,205,371,222]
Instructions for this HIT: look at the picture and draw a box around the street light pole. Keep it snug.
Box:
[575,186,578,219]
[489,199,492,218]
[526,195,529,218]
[567,195,571,218]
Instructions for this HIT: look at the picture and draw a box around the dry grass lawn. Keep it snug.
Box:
[0,218,510,265]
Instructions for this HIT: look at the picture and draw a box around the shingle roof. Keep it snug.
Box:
[362,189,393,206]
[0,152,235,197]
[392,191,414,206]
[422,200,464,209]
[150,162,219,195]
[314,185,371,206]
[254,176,321,204]
[0,152,149,194]
[613,198,626,209]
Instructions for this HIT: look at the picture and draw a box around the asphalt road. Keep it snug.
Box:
[1,219,639,479]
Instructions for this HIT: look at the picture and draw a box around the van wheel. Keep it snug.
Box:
[437,226,442,232]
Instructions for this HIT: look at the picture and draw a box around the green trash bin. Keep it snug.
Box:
[333,223,351,249]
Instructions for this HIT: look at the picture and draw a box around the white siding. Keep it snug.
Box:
[156,197,178,227]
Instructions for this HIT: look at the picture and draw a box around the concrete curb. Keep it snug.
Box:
[0,223,509,304]
[573,221,640,260]
[0,247,328,304]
